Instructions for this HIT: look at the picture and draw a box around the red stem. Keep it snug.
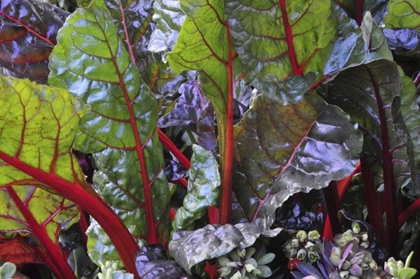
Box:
[356,0,363,26]
[6,187,76,279]
[279,0,301,75]
[360,158,384,249]
[414,72,420,86]
[158,129,191,170]
[219,21,234,225]
[399,198,420,227]
[370,69,398,256]
[0,152,140,278]
[323,181,342,236]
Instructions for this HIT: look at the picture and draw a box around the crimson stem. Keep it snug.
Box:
[0,152,141,279]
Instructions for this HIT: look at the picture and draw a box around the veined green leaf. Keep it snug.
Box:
[172,144,220,231]
[48,0,171,267]
[226,0,336,83]
[0,74,87,277]
[385,0,420,29]
[232,93,362,227]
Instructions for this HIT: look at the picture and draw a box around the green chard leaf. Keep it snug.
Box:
[232,92,362,227]
[0,75,88,277]
[48,0,171,267]
[172,144,220,231]
[385,0,420,29]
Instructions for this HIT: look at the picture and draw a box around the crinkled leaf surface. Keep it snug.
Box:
[382,28,419,50]
[135,244,194,279]
[232,93,362,227]
[225,0,336,83]
[324,8,392,78]
[0,234,43,265]
[158,80,206,128]
[169,223,280,274]
[48,0,170,266]
[0,0,68,83]
[166,0,234,122]
[149,0,185,53]
[385,0,420,29]
[172,144,220,231]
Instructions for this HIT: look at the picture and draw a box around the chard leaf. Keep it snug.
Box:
[197,102,217,152]
[169,223,281,274]
[226,0,336,83]
[158,80,206,128]
[0,74,94,277]
[334,0,387,23]
[232,93,362,227]
[0,0,68,83]
[48,0,171,266]
[135,244,193,279]
[172,144,220,231]
[166,0,233,122]
[318,59,420,254]
[0,235,42,265]
[149,0,185,53]
[385,0,420,29]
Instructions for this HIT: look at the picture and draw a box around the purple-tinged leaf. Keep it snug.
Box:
[232,93,362,228]
[0,0,68,83]
[158,80,206,128]
[196,102,217,152]
[135,244,194,279]
[383,29,419,51]
[318,59,417,256]
[333,0,387,24]
[294,261,326,278]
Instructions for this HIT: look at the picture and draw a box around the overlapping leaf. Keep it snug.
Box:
[48,0,171,266]
[0,0,68,83]
[318,60,420,196]
[166,0,232,122]
[0,234,42,265]
[149,0,185,54]
[169,223,280,274]
[333,0,387,22]
[232,93,362,227]
[158,80,206,128]
[385,0,420,29]
[0,75,88,276]
[172,145,220,231]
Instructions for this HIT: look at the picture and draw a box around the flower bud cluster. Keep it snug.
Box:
[334,222,369,249]
[216,246,275,279]
[282,230,322,263]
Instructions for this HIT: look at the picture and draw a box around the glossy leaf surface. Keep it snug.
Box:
[0,0,68,83]
[385,0,420,29]
[232,93,362,227]
[318,59,420,254]
[135,244,193,279]
[226,0,336,83]
[158,80,206,128]
[48,0,170,266]
[172,145,220,231]
[169,223,280,274]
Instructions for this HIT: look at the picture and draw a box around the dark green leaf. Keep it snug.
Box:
[48,0,170,266]
[232,93,362,227]
[172,145,220,231]
[169,223,280,274]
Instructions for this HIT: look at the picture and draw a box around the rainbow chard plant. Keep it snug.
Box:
[0,0,420,278]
